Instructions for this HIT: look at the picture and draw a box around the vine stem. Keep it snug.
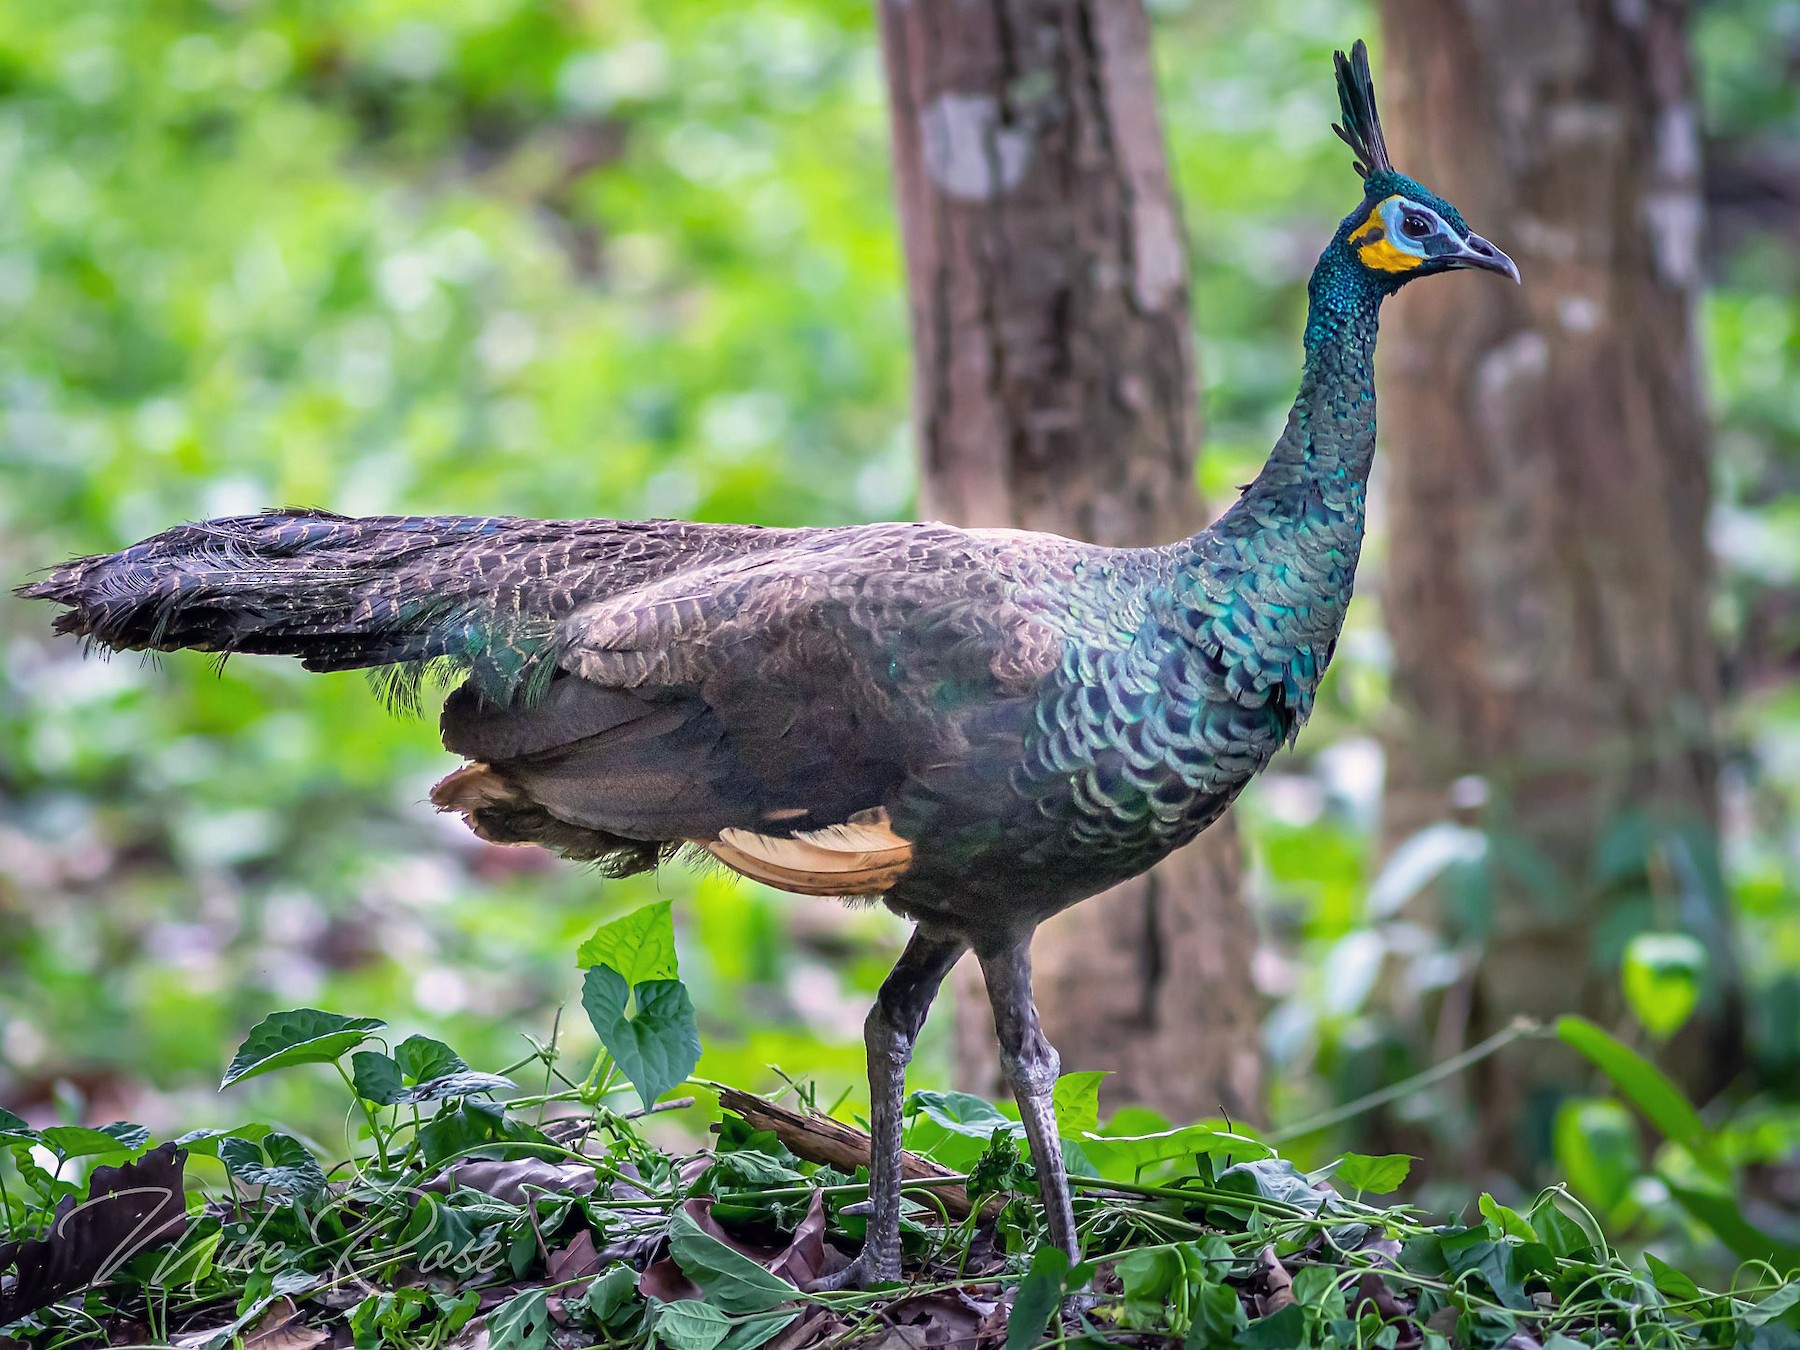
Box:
[1268,1017,1544,1144]
[333,1061,391,1174]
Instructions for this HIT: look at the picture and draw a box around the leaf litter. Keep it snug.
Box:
[1,904,1794,1349]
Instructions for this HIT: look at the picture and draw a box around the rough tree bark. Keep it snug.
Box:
[876,0,1262,1122]
[1375,0,1738,1168]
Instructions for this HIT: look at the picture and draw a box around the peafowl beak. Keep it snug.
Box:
[1448,231,1520,283]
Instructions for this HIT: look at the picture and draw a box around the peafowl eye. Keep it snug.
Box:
[1346,190,1519,281]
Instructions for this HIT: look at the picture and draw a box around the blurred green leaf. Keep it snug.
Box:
[1365,822,1486,919]
[1664,1180,1800,1274]
[1556,1015,1720,1172]
[1621,932,1706,1040]
[1552,1097,1641,1214]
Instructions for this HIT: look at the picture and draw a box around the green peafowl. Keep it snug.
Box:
[22,42,1516,1285]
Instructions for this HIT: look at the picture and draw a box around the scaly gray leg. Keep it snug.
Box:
[979,941,1080,1265]
[821,928,965,1289]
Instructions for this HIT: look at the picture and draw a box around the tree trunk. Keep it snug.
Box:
[1375,0,1739,1170]
[876,0,1262,1123]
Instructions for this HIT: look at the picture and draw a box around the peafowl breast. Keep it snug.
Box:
[22,41,1516,1286]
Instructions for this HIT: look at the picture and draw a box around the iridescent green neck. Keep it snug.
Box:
[1222,245,1384,526]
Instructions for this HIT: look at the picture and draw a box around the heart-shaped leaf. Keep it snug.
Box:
[582,967,701,1111]
[221,1009,385,1089]
[577,900,679,986]
[218,1131,328,1200]
[1334,1152,1413,1196]
[352,1051,407,1106]
[394,1036,466,1085]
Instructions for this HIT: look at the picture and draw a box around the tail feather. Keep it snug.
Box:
[19,509,793,708]
[20,511,540,708]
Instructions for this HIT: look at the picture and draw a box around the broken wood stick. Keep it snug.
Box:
[715,1086,973,1220]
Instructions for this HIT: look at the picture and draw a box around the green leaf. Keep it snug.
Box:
[1556,1015,1720,1171]
[572,1265,641,1330]
[172,1124,273,1158]
[1742,1282,1800,1328]
[1051,1072,1108,1137]
[722,1311,800,1350]
[667,1207,800,1313]
[1477,1192,1537,1241]
[1665,1181,1800,1274]
[582,968,702,1111]
[1643,1251,1703,1303]
[1528,1194,1596,1259]
[1335,1153,1413,1196]
[39,1122,150,1160]
[1239,1303,1306,1350]
[1622,933,1706,1040]
[1217,1159,1332,1214]
[577,900,680,985]
[404,1070,516,1104]
[416,1100,547,1168]
[907,1090,1017,1138]
[653,1299,731,1350]
[351,1051,406,1105]
[221,1008,385,1089]
[489,1288,555,1350]
[1187,1278,1247,1349]
[1078,1124,1271,1179]
[218,1131,327,1200]
[1007,1244,1070,1350]
[1553,1097,1641,1213]
[394,1035,467,1084]
[0,1108,35,1141]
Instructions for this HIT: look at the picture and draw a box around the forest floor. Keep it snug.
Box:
[1,906,1796,1350]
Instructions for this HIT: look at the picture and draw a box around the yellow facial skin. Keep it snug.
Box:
[1350,196,1426,274]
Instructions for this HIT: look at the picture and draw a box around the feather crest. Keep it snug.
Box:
[1332,39,1392,181]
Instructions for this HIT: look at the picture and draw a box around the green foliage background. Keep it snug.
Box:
[0,0,1796,1273]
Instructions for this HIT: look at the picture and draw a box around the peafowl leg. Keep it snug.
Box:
[827,927,965,1289]
[980,941,1080,1265]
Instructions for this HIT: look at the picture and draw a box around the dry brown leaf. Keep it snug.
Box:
[546,1230,603,1284]
[1254,1244,1295,1316]
[243,1297,328,1350]
[0,1143,188,1326]
[446,1159,599,1205]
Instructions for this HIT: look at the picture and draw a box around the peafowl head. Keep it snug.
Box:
[1328,40,1519,291]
